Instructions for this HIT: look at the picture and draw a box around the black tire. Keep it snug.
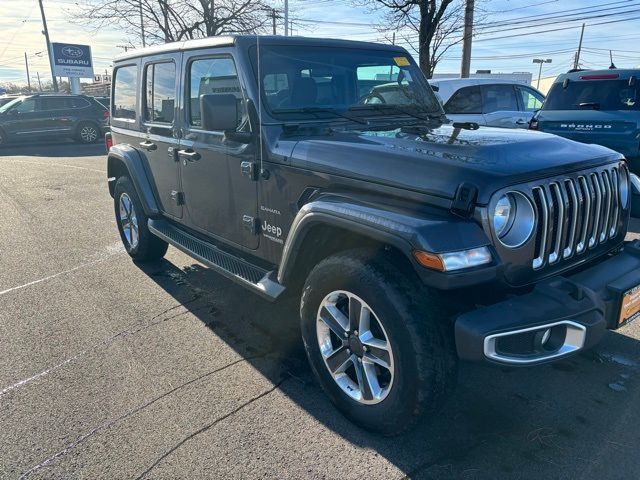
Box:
[76,121,100,144]
[300,250,457,436]
[113,176,168,261]
[0,129,6,147]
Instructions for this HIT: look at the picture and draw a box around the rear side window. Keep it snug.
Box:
[188,56,247,129]
[113,65,138,120]
[144,62,176,123]
[41,97,70,110]
[445,86,482,114]
[545,79,640,111]
[517,86,544,112]
[70,97,91,109]
[481,84,518,113]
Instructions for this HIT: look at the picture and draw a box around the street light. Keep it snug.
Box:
[533,58,552,90]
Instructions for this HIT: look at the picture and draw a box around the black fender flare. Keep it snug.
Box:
[107,144,160,217]
[277,195,495,288]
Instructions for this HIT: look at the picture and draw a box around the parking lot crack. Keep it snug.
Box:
[134,378,286,480]
[18,354,271,479]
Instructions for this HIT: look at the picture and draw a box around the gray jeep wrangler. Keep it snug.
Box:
[107,36,640,435]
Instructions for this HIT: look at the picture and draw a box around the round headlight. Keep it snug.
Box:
[492,192,536,248]
[493,195,514,238]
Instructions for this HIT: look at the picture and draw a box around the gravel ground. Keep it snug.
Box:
[0,140,638,480]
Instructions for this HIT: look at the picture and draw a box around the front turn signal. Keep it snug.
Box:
[413,246,492,272]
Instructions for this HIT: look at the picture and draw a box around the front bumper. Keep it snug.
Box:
[455,240,640,365]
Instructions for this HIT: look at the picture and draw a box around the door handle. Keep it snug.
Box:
[178,149,201,161]
[515,119,527,125]
[139,140,157,151]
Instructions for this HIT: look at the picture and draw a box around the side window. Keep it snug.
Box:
[188,57,247,129]
[144,62,176,124]
[482,84,518,113]
[69,97,91,109]
[13,98,37,113]
[113,65,138,120]
[444,86,482,114]
[41,97,69,111]
[518,86,544,112]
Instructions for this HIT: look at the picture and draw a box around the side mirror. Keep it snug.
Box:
[630,173,640,218]
[200,94,238,132]
[7,109,18,116]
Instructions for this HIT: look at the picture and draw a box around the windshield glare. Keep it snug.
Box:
[545,79,640,111]
[252,45,442,120]
[0,96,24,113]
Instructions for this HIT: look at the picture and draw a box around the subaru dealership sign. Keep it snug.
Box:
[51,43,94,78]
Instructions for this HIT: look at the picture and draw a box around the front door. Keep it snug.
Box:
[481,84,527,128]
[2,97,43,137]
[140,54,183,219]
[179,52,258,249]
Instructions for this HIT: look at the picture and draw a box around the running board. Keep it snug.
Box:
[148,219,285,301]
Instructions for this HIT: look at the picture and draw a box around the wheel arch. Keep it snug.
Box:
[107,145,160,217]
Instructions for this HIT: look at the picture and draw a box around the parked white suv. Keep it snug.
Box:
[430,78,545,129]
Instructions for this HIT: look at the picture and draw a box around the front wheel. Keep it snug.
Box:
[76,122,100,144]
[113,176,168,261]
[300,251,457,435]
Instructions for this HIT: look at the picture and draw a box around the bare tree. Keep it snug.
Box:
[72,0,273,45]
[369,0,463,78]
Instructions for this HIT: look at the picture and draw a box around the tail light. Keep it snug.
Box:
[105,132,113,150]
[103,110,110,120]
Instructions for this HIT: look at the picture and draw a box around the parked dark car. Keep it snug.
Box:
[531,69,640,172]
[0,93,109,146]
[107,36,639,435]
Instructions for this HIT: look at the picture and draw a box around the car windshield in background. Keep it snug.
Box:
[545,79,640,111]
[251,45,441,121]
[0,97,24,113]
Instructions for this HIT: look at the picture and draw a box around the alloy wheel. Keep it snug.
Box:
[316,290,395,405]
[119,193,139,249]
[80,125,98,142]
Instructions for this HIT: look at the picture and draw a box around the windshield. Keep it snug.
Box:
[545,79,640,111]
[250,45,442,121]
[0,96,24,113]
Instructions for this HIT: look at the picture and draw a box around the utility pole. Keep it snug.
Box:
[284,0,289,36]
[139,0,146,47]
[573,23,585,70]
[38,0,58,92]
[24,53,31,92]
[533,58,552,90]
[272,8,277,35]
[36,72,43,91]
[460,0,474,78]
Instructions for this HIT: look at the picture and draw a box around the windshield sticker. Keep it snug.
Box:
[393,56,410,67]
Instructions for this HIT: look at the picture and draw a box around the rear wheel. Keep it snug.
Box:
[76,122,100,144]
[113,176,167,261]
[300,250,457,435]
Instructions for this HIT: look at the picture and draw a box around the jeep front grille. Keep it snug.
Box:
[531,165,622,270]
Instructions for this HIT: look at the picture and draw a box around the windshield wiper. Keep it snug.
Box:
[349,104,444,122]
[272,107,369,125]
[577,102,600,110]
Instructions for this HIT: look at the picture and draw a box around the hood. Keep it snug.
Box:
[289,124,622,204]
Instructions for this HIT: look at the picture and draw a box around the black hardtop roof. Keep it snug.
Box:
[555,68,640,83]
[113,35,407,63]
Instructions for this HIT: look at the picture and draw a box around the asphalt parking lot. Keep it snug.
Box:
[0,140,639,480]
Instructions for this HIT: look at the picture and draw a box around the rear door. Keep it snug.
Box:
[179,50,259,249]
[443,85,485,125]
[140,55,183,219]
[40,96,76,134]
[481,84,527,128]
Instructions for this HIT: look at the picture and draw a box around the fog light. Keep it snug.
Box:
[413,246,492,272]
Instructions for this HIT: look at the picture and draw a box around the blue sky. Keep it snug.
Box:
[1,0,639,86]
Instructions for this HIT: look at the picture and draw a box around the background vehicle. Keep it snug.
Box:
[429,78,545,128]
[531,69,640,172]
[0,93,108,145]
[107,36,638,436]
